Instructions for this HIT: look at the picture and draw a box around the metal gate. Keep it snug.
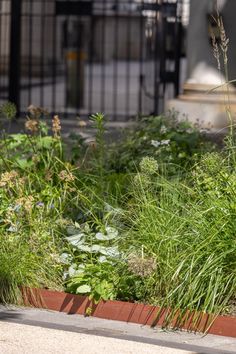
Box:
[0,0,183,120]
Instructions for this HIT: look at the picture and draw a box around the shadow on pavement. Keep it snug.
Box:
[0,311,22,321]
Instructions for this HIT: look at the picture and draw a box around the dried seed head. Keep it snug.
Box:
[17,177,26,188]
[67,187,76,193]
[58,170,75,182]
[78,120,87,128]
[32,154,40,164]
[219,17,229,64]
[15,196,34,212]
[128,254,156,278]
[45,169,53,181]
[25,119,39,133]
[0,170,18,187]
[27,105,48,119]
[210,27,221,70]
[52,115,61,137]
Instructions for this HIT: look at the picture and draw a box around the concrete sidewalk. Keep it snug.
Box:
[0,322,195,354]
[0,306,236,354]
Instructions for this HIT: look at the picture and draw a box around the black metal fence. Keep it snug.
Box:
[0,0,183,120]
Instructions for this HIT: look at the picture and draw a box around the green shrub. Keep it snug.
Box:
[107,112,214,175]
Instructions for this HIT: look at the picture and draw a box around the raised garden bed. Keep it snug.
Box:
[22,288,236,339]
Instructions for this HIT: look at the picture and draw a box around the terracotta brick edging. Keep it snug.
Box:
[21,288,236,338]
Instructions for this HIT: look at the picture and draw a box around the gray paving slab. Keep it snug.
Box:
[0,305,236,354]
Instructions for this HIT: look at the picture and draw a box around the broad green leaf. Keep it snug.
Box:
[91,244,103,252]
[60,252,72,265]
[98,255,107,263]
[95,232,116,241]
[75,244,91,252]
[68,265,77,277]
[100,246,120,258]
[95,227,118,241]
[35,136,54,149]
[16,159,33,169]
[66,233,85,246]
[67,225,80,235]
[76,284,91,294]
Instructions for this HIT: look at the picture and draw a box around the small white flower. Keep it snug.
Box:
[151,139,170,148]
[151,140,161,147]
[161,139,170,145]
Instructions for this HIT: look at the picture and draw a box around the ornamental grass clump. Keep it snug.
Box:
[123,154,236,328]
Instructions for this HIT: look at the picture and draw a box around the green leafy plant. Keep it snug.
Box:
[63,221,121,302]
[107,112,214,175]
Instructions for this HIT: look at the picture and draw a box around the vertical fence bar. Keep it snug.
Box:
[113,0,119,120]
[64,0,69,117]
[52,1,57,114]
[9,0,22,110]
[138,0,144,116]
[40,0,46,108]
[0,3,3,98]
[100,0,107,113]
[73,20,79,111]
[88,1,95,116]
[3,3,11,98]
[174,1,182,97]
[153,0,160,115]
[125,0,132,119]
[27,1,33,106]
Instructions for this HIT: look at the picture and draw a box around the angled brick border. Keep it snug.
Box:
[21,288,236,338]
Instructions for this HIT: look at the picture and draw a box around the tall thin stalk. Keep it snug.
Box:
[211,10,235,165]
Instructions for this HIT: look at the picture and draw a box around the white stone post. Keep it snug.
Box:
[167,0,236,130]
[186,0,223,85]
